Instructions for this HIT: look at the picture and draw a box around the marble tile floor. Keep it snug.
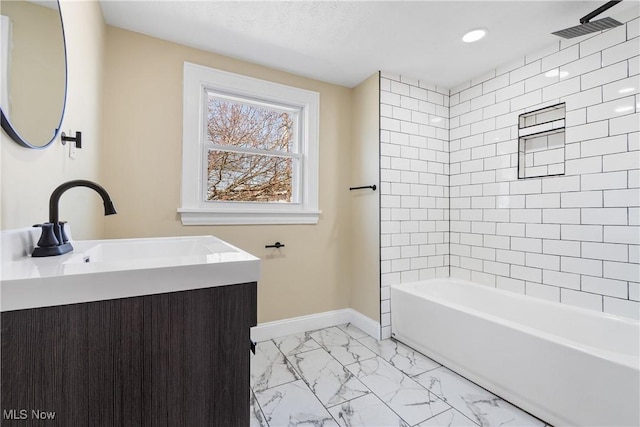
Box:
[250,324,551,427]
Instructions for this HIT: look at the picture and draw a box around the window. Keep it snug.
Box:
[180,62,320,225]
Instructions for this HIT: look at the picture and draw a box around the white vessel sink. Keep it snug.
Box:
[1,232,260,312]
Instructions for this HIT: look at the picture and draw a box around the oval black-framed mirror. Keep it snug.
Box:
[1,0,67,150]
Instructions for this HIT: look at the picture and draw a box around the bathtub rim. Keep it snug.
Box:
[391,278,640,371]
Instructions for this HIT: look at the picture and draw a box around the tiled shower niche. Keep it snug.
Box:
[518,103,566,179]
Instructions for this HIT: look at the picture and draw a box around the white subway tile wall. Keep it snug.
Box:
[380,74,450,339]
[448,16,639,319]
[381,15,640,334]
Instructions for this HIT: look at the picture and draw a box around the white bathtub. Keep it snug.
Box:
[391,278,640,427]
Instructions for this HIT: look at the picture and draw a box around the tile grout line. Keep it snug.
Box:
[340,356,422,427]
[255,336,342,425]
[350,334,492,427]
[303,326,414,426]
[277,328,370,425]
[250,388,270,427]
[346,332,460,426]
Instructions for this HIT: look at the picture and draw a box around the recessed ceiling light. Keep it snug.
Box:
[462,28,487,43]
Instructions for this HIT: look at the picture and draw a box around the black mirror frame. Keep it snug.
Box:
[1,0,68,150]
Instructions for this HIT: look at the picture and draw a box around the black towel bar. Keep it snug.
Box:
[265,242,285,249]
[349,185,377,191]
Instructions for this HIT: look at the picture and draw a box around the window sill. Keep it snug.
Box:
[178,208,321,225]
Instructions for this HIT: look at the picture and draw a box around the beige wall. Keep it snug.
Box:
[1,0,106,239]
[102,27,354,323]
[349,73,380,322]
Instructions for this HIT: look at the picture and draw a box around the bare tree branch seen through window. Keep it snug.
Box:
[206,96,295,202]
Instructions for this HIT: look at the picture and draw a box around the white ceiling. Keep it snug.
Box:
[99,1,639,89]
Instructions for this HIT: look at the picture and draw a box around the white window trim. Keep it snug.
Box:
[179,62,320,225]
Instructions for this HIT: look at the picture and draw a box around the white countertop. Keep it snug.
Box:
[1,230,260,312]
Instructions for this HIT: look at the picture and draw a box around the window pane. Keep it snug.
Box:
[207,150,293,202]
[207,95,295,153]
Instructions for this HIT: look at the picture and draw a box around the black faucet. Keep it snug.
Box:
[32,180,117,257]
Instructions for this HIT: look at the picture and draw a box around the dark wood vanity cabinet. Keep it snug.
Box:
[1,282,257,426]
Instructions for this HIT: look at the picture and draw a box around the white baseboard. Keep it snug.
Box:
[349,309,381,340]
[251,308,381,342]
